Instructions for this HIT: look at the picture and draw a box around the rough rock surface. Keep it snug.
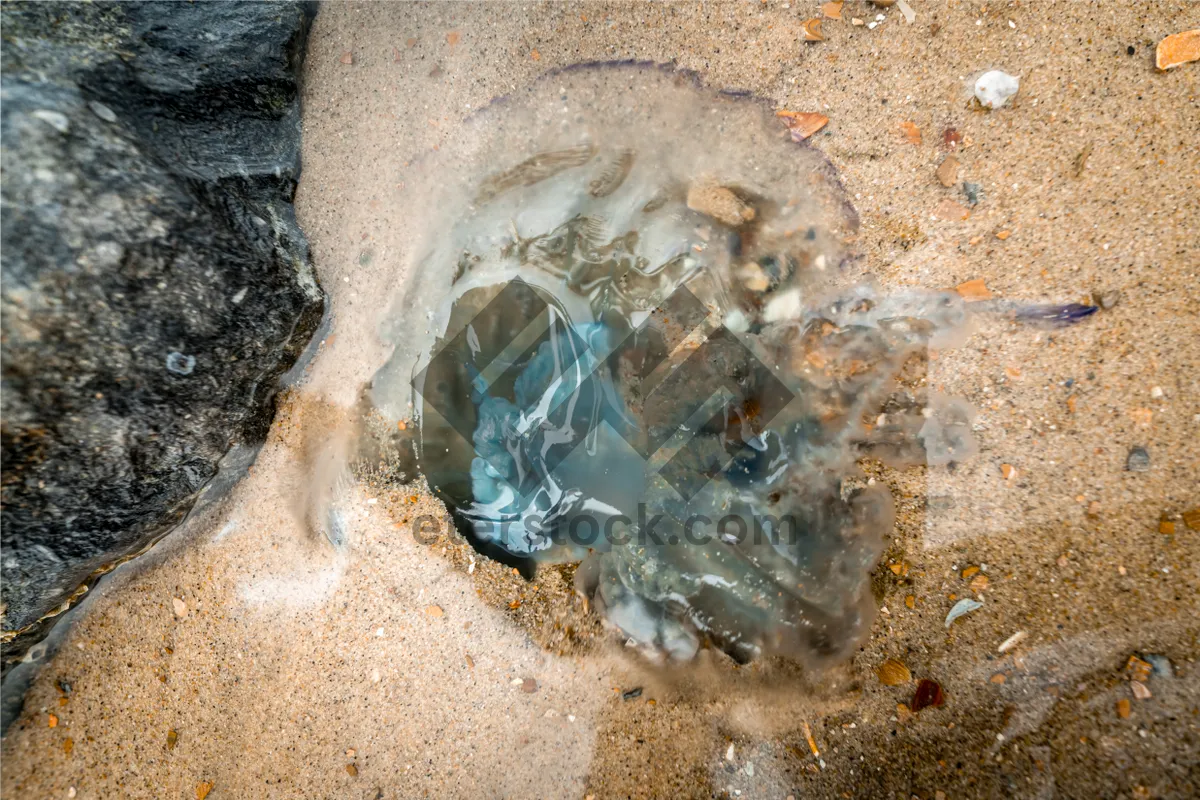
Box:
[0,1,323,670]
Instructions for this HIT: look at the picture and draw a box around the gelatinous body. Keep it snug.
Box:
[373,63,973,665]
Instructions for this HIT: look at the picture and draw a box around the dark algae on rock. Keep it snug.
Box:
[0,2,323,672]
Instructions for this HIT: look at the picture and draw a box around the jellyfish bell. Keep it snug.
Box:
[368,62,969,665]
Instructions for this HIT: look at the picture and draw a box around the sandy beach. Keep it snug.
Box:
[3,2,1198,798]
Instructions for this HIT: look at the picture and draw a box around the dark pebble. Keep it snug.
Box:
[1126,447,1151,472]
[622,687,643,701]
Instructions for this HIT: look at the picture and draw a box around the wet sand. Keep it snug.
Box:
[3,2,1199,798]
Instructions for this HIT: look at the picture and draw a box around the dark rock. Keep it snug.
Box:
[0,2,323,670]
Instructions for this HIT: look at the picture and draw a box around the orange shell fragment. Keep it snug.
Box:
[1156,29,1200,70]
[776,110,830,140]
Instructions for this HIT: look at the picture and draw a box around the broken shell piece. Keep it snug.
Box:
[821,1,843,20]
[945,597,983,628]
[974,70,1020,109]
[934,199,970,221]
[997,631,1027,653]
[777,110,830,140]
[686,181,755,227]
[1130,680,1152,701]
[802,18,825,42]
[1156,29,1200,70]
[877,658,912,686]
[955,278,992,301]
[910,678,945,711]
[1126,655,1153,683]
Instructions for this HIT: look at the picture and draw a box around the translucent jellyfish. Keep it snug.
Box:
[371,63,974,666]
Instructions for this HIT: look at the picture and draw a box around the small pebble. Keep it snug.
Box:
[962,181,983,206]
[974,70,1020,109]
[935,156,959,187]
[88,101,117,122]
[521,677,539,693]
[1141,654,1172,679]
[172,597,188,618]
[687,181,755,227]
[166,352,196,376]
[1126,447,1151,472]
[32,110,70,134]
[934,198,970,221]
[622,687,644,701]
